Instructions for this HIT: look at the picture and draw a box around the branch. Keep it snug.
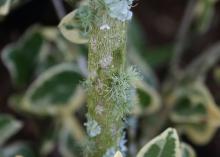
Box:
[185,42,220,80]
[170,0,198,75]
[51,0,66,20]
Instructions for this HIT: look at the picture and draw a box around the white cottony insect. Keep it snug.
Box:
[84,118,101,137]
[118,132,127,153]
[104,0,134,21]
[100,24,111,30]
[95,104,104,115]
[100,54,113,69]
[103,147,116,157]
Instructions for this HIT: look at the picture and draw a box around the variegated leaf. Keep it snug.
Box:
[21,63,84,115]
[0,0,10,16]
[133,80,161,115]
[180,143,196,157]
[58,10,88,44]
[114,151,123,157]
[136,128,181,157]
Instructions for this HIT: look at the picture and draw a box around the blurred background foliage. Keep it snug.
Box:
[0,0,220,157]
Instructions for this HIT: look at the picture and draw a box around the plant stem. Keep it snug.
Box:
[170,0,197,75]
[185,42,220,80]
[51,0,66,20]
[86,9,127,157]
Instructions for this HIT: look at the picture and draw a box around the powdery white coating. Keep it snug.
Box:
[104,0,134,21]
[91,38,97,51]
[95,79,105,94]
[89,71,97,79]
[95,103,104,115]
[103,147,116,157]
[111,125,117,136]
[100,54,113,69]
[118,132,127,153]
[84,118,101,137]
[100,24,111,30]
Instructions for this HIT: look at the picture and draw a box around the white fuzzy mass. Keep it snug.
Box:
[100,24,111,30]
[104,0,134,21]
[84,118,101,137]
[100,54,113,69]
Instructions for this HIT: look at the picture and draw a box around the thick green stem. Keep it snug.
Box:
[86,10,127,157]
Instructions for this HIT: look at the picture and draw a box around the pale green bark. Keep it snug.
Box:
[86,10,128,157]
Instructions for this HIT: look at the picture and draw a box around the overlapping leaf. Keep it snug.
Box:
[19,63,84,115]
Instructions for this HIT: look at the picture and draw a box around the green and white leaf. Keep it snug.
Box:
[169,81,218,124]
[0,0,11,16]
[195,0,217,33]
[21,63,83,115]
[180,143,196,157]
[58,10,88,44]
[136,128,181,157]
[58,125,83,157]
[179,124,217,145]
[172,81,220,145]
[114,151,123,157]
[214,66,220,84]
[1,26,44,87]
[0,114,22,145]
[2,142,35,157]
[133,80,161,115]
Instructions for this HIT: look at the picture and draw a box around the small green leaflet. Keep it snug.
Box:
[136,128,180,157]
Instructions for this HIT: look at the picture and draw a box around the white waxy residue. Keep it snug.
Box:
[100,24,111,30]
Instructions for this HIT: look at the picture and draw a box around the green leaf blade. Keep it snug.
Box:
[137,128,180,157]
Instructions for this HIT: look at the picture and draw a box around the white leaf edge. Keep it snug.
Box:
[0,0,11,16]
[136,128,181,157]
[114,151,123,157]
[22,63,83,115]
[58,10,88,44]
